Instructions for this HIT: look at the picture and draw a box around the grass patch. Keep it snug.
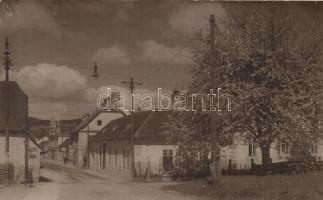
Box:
[163,172,323,200]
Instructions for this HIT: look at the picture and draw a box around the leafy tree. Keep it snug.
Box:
[187,4,323,173]
[162,112,211,178]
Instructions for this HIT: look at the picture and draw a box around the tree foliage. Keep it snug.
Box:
[164,4,323,174]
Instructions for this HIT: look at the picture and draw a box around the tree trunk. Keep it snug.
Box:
[260,143,272,175]
[210,146,221,184]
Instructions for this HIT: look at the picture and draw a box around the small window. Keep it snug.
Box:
[279,139,290,155]
[97,120,102,126]
[248,143,256,157]
[163,149,173,156]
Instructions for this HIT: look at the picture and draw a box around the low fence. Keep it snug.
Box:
[221,160,323,176]
[0,163,14,185]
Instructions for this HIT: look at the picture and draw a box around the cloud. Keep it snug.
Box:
[0,63,92,119]
[29,101,94,120]
[15,63,87,101]
[93,45,130,66]
[137,40,191,65]
[169,3,226,34]
[0,1,62,38]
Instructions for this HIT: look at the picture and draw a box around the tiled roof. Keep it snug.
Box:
[92,111,185,145]
[93,111,150,141]
[0,81,28,132]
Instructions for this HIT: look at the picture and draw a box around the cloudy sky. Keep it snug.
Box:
[0,0,322,120]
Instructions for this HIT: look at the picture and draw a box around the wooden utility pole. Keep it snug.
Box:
[3,37,11,164]
[209,15,221,183]
[121,77,142,179]
[24,127,29,186]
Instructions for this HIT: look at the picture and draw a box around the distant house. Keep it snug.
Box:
[47,118,81,161]
[221,136,323,172]
[29,117,51,140]
[89,111,178,178]
[0,81,42,183]
[29,117,51,159]
[60,109,125,168]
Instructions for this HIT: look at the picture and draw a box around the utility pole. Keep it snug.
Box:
[209,15,221,183]
[25,126,29,186]
[4,37,12,165]
[121,77,142,179]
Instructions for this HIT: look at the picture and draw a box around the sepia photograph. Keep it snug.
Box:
[0,0,323,200]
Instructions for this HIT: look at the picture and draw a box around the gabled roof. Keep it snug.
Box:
[93,111,151,142]
[70,109,125,135]
[29,117,51,127]
[0,81,28,132]
[92,111,185,145]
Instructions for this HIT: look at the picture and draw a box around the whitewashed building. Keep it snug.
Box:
[0,81,42,183]
[89,111,177,178]
[62,109,125,168]
[220,137,323,172]
[89,111,323,178]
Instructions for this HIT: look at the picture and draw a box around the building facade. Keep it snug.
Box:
[89,111,178,179]
[47,119,81,161]
[0,81,41,183]
[88,110,323,179]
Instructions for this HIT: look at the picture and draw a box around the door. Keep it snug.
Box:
[163,149,173,172]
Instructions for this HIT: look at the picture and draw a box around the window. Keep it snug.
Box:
[279,139,290,155]
[115,149,118,167]
[248,143,256,157]
[97,120,102,126]
[311,145,318,154]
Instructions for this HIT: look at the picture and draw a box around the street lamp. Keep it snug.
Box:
[92,62,99,79]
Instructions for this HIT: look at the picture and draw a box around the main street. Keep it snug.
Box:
[1,162,203,200]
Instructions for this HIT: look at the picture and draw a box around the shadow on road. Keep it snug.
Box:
[39,176,53,182]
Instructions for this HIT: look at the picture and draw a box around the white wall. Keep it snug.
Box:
[221,140,323,170]
[81,112,123,133]
[221,143,261,170]
[134,145,176,175]
[77,112,124,168]
[0,136,40,183]
[56,136,68,146]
